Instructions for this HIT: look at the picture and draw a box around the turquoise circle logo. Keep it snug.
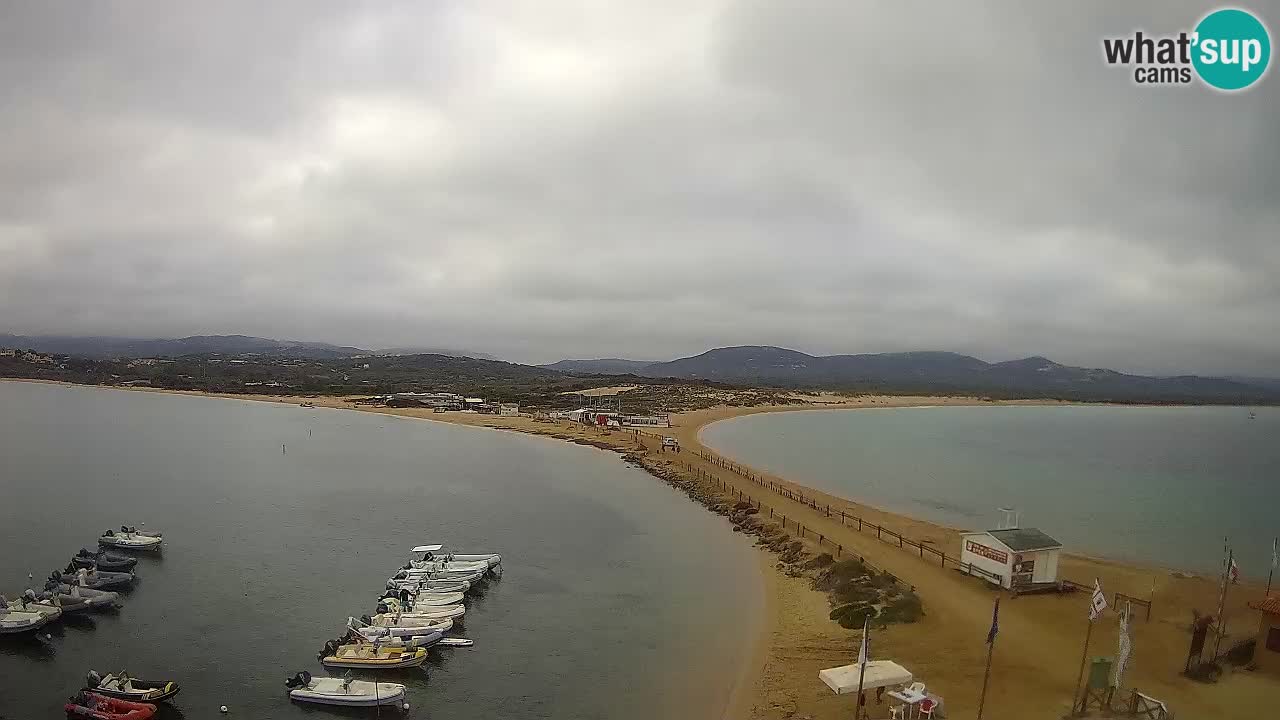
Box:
[1192,8,1271,90]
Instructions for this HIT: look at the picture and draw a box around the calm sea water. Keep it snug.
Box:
[701,405,1280,576]
[0,381,761,720]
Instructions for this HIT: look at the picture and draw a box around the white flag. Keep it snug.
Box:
[1090,578,1108,620]
[1113,602,1132,687]
[857,615,870,666]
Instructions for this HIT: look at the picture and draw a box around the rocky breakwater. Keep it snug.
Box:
[626,452,923,629]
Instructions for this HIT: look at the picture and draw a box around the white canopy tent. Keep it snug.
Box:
[819,660,913,694]
[410,545,443,553]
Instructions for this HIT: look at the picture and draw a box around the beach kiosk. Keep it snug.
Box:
[959,527,1062,590]
[1247,596,1280,676]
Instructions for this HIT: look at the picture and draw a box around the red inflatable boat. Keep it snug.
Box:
[64,691,156,720]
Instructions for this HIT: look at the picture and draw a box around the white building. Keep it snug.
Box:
[959,527,1062,590]
[499,403,520,416]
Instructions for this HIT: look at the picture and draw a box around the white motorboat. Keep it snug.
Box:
[410,544,502,570]
[391,566,487,584]
[116,525,162,538]
[350,629,442,650]
[391,591,464,608]
[0,595,60,634]
[370,603,465,623]
[387,573,482,593]
[98,530,162,551]
[404,558,490,574]
[356,614,454,637]
[285,671,406,708]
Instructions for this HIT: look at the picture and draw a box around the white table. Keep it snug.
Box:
[885,689,926,718]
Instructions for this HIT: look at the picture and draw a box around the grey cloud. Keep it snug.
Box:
[1,1,1277,374]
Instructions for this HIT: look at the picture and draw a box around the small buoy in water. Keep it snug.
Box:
[45,633,52,640]
[28,573,33,579]
[402,703,410,710]
[220,705,229,713]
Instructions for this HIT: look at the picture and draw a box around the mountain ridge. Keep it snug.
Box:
[550,345,1279,403]
[0,334,488,361]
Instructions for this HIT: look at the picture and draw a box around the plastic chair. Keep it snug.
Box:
[889,705,905,720]
[907,681,926,696]
[918,698,935,718]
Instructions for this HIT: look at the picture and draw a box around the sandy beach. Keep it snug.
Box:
[6,379,1277,719]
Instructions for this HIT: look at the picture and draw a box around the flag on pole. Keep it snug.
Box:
[858,614,870,666]
[1229,558,1240,584]
[987,597,1000,644]
[1090,578,1108,620]
[1113,602,1132,687]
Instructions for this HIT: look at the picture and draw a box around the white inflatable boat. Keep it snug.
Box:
[286,672,406,708]
[410,544,502,569]
[0,597,60,634]
[357,615,454,636]
[98,531,163,551]
[371,603,465,623]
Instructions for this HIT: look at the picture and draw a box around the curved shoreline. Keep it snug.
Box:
[0,378,766,720]
[5,379,1275,718]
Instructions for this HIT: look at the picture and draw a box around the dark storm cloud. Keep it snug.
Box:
[1,1,1277,374]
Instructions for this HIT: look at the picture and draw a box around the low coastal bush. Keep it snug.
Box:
[879,593,924,623]
[832,582,878,606]
[830,603,878,629]
[826,558,870,580]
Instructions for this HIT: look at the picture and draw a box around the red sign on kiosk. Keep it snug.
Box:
[966,540,1008,565]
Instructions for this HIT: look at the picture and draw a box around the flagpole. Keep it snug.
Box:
[1073,616,1094,715]
[855,660,867,720]
[1267,537,1277,597]
[976,597,999,720]
[854,615,869,720]
[1213,547,1233,659]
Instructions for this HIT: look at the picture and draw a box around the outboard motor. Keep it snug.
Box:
[376,602,390,615]
[360,614,373,626]
[65,562,76,575]
[77,548,93,559]
[104,529,114,537]
[317,639,340,660]
[86,670,102,688]
[284,670,312,689]
[392,570,408,580]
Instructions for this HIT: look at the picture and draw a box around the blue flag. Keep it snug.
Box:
[987,598,1000,644]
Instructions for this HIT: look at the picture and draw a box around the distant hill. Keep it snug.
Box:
[376,347,495,360]
[0,334,366,359]
[540,358,656,375]
[636,346,1279,404]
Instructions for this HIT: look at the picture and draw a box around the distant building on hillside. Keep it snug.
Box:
[499,403,520,416]
[385,392,463,409]
[552,408,670,427]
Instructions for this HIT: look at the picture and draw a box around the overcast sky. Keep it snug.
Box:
[1,2,1277,373]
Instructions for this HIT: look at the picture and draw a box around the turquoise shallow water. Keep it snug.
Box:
[0,381,761,720]
[701,405,1280,576]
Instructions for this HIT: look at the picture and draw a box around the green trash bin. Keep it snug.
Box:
[1088,657,1113,689]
